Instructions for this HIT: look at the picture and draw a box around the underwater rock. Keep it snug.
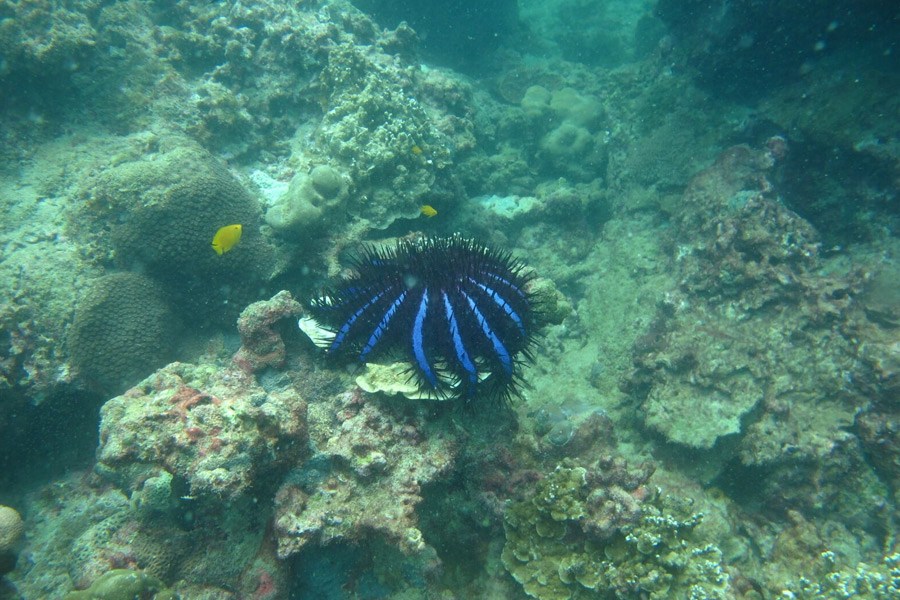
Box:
[232,290,304,374]
[96,361,308,501]
[274,391,457,559]
[69,272,174,396]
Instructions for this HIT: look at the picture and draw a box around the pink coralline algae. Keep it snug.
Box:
[273,390,458,560]
[233,290,304,374]
[96,361,308,501]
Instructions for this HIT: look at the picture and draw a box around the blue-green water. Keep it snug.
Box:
[0,1,897,598]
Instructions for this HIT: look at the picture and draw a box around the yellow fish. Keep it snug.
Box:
[411,145,423,156]
[419,205,438,218]
[211,224,242,255]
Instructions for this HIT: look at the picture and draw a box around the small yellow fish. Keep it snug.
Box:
[420,205,438,218]
[411,145,423,156]
[211,224,242,255]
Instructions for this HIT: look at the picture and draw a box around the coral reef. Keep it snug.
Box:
[502,459,731,599]
[10,471,276,599]
[68,273,174,396]
[19,352,311,596]
[2,1,898,599]
[0,0,98,92]
[627,142,873,455]
[312,41,464,232]
[782,551,900,599]
[624,141,898,589]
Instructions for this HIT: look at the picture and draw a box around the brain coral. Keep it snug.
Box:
[69,272,174,395]
[0,505,24,554]
[83,139,275,326]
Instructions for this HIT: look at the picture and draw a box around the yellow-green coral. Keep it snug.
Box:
[502,463,731,600]
[64,569,176,600]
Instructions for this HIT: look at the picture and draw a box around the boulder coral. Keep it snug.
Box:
[80,139,275,326]
[265,165,349,237]
[68,272,174,396]
[519,85,608,181]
